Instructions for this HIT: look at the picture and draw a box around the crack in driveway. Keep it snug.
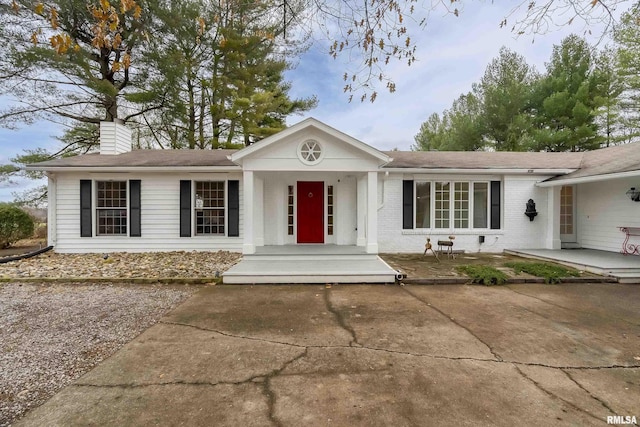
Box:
[402,287,504,361]
[261,348,308,427]
[514,365,606,424]
[561,369,618,416]
[160,316,640,371]
[323,286,360,347]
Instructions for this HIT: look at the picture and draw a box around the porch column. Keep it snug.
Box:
[254,175,264,247]
[546,186,561,249]
[366,171,378,253]
[356,175,367,247]
[243,170,255,254]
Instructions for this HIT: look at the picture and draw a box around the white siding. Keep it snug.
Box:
[577,177,640,252]
[54,172,243,253]
[260,171,358,246]
[242,127,382,172]
[99,122,132,155]
[377,173,555,253]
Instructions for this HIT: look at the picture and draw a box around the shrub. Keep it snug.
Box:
[34,223,48,239]
[0,203,35,248]
[456,265,508,286]
[505,262,580,284]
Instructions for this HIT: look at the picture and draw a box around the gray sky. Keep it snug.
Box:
[0,0,618,202]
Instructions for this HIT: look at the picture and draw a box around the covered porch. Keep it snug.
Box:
[223,245,398,284]
[505,248,640,283]
[229,118,392,257]
[241,170,380,254]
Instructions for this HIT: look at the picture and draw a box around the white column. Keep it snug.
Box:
[356,174,367,247]
[243,170,255,254]
[366,171,378,253]
[254,175,264,247]
[546,186,561,249]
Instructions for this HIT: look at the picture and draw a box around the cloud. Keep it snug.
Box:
[285,1,616,151]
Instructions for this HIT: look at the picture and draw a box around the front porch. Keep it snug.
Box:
[223,245,398,284]
[505,248,640,283]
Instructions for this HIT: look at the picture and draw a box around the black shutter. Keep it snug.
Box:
[402,180,414,230]
[80,180,92,237]
[228,180,239,237]
[180,180,191,237]
[129,180,141,237]
[490,180,501,230]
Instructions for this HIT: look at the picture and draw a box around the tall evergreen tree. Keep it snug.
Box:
[614,1,640,143]
[478,47,538,151]
[593,49,627,146]
[530,35,603,152]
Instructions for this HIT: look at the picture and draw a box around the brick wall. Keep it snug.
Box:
[377,174,555,253]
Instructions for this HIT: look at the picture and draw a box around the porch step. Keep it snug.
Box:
[223,256,398,284]
[602,269,640,284]
[245,254,380,262]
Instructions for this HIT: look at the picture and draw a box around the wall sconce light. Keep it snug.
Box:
[525,199,538,221]
[626,187,640,202]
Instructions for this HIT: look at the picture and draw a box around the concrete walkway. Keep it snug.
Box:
[17,284,640,426]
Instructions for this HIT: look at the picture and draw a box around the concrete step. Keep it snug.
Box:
[223,257,398,284]
[604,271,640,284]
[244,254,379,262]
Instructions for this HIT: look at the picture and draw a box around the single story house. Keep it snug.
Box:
[28,118,640,283]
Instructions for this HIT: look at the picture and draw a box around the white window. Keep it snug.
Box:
[96,181,127,235]
[415,180,490,230]
[473,183,488,228]
[434,182,450,229]
[298,140,323,165]
[454,182,469,228]
[416,182,431,229]
[195,181,225,235]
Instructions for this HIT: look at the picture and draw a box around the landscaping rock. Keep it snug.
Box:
[0,251,241,280]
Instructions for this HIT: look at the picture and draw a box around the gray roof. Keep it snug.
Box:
[383,150,584,170]
[32,149,238,168]
[545,142,640,182]
[28,143,640,180]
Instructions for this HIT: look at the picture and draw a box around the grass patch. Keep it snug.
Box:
[456,265,508,286]
[505,262,580,284]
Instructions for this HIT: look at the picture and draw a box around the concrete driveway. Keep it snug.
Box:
[17,284,640,426]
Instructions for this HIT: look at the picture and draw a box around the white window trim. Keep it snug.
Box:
[413,180,492,232]
[297,139,325,166]
[286,183,297,243]
[94,179,129,237]
[193,180,228,237]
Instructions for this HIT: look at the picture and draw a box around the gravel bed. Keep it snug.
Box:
[0,282,198,426]
[0,251,241,279]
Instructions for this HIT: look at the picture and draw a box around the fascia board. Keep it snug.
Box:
[24,166,242,173]
[381,168,577,175]
[536,169,640,187]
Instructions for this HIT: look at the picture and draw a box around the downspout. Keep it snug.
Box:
[378,170,388,211]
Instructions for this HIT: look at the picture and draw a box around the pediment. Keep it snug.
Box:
[229,118,390,171]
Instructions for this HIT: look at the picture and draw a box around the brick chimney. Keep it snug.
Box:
[100,120,132,155]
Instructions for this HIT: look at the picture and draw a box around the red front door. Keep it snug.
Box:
[297,181,324,243]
